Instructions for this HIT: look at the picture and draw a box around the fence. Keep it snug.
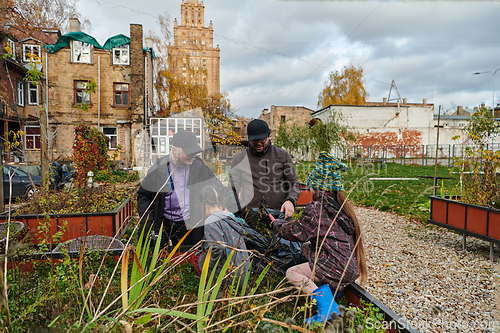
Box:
[331,143,500,167]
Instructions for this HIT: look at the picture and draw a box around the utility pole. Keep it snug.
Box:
[40,111,49,187]
[0,143,4,213]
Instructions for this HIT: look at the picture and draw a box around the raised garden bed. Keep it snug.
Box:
[0,197,133,247]
[345,283,420,333]
[296,183,312,207]
[428,195,500,260]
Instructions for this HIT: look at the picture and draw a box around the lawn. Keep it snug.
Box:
[295,161,460,223]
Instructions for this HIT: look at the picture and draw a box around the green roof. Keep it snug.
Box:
[44,32,155,59]
[102,34,130,49]
[44,31,103,53]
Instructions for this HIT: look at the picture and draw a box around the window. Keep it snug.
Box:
[74,81,90,104]
[22,44,40,62]
[202,40,206,45]
[28,82,38,105]
[103,127,118,149]
[72,40,91,63]
[203,52,206,57]
[281,115,286,122]
[202,59,206,65]
[112,45,129,65]
[7,39,15,57]
[182,39,186,44]
[17,81,24,107]
[25,126,41,150]
[113,83,129,107]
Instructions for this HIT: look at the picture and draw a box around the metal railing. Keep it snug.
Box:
[331,143,500,167]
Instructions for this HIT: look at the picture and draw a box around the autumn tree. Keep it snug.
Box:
[148,12,240,145]
[317,64,368,108]
[1,0,91,38]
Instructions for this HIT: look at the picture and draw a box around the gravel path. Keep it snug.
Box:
[356,206,499,333]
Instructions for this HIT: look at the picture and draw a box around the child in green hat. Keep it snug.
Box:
[272,152,367,324]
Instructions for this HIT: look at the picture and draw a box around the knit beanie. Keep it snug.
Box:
[307,152,348,191]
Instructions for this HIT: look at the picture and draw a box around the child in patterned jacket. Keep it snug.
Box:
[272,152,367,324]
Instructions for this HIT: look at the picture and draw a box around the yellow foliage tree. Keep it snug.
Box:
[317,64,368,108]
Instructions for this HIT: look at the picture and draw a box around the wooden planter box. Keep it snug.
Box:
[0,197,133,246]
[428,195,500,260]
[296,183,312,207]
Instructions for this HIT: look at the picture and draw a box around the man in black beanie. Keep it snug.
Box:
[228,119,300,227]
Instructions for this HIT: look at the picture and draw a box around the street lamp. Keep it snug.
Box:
[473,67,500,117]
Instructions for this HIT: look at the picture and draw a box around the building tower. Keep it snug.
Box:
[169,0,220,96]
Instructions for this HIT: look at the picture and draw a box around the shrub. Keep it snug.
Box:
[73,125,110,187]
[452,106,500,208]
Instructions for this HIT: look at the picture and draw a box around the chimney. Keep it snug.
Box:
[69,18,81,32]
[423,99,427,105]
[145,37,153,49]
[403,98,407,105]
[383,97,387,104]
[262,108,268,115]
[457,106,463,115]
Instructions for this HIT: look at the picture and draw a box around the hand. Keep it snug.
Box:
[280,200,294,220]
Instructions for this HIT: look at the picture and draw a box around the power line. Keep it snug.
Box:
[91,0,157,19]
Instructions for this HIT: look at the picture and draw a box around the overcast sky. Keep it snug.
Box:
[77,0,500,119]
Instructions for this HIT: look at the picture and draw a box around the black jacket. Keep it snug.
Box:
[137,155,231,245]
[228,143,300,212]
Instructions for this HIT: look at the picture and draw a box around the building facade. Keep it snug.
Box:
[259,105,314,139]
[313,99,500,151]
[44,19,154,165]
[0,28,59,163]
[168,0,220,96]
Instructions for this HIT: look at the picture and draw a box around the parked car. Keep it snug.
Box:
[3,164,42,201]
[9,162,75,190]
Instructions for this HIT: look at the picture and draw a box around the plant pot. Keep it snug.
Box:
[0,220,25,243]
[7,235,126,272]
[0,197,133,247]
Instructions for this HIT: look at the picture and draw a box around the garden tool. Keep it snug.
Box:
[305,284,340,324]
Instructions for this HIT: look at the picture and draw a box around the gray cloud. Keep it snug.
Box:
[78,0,500,118]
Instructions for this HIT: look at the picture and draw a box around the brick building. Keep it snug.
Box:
[232,116,252,141]
[168,0,220,96]
[44,19,154,165]
[0,28,59,163]
[259,105,314,139]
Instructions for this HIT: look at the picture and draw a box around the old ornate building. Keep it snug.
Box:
[44,19,154,164]
[168,0,220,96]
